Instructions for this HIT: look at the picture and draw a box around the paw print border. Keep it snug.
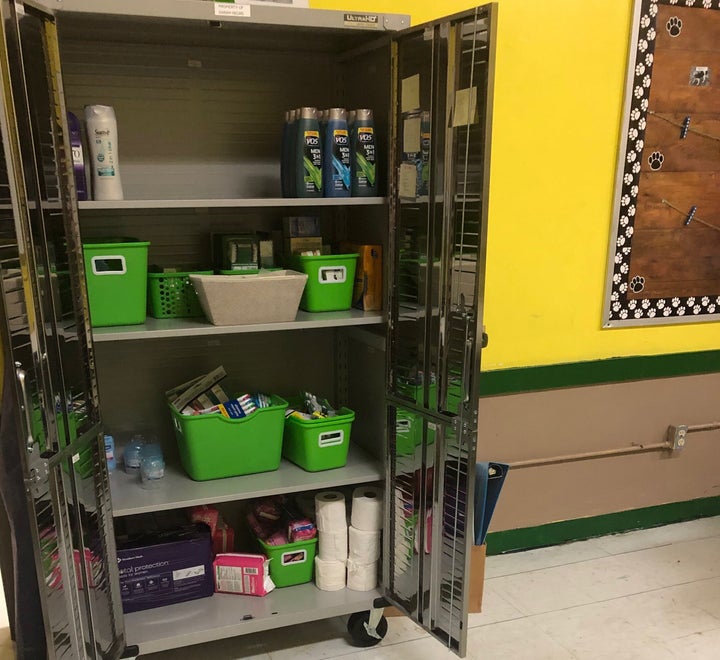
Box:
[604,0,720,327]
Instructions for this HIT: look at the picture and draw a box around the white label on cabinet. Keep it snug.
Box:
[403,116,422,153]
[453,87,479,127]
[401,74,420,114]
[214,3,251,17]
[399,163,417,199]
[344,13,380,29]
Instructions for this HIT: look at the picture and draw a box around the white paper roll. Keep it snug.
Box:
[346,559,377,592]
[315,491,347,532]
[348,526,381,563]
[318,529,348,561]
[350,486,383,531]
[314,556,346,591]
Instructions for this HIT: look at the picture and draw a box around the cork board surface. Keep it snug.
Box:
[606,0,720,326]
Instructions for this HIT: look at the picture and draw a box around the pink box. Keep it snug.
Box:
[213,553,275,596]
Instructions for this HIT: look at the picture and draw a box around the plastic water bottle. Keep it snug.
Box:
[323,108,351,198]
[123,434,146,476]
[140,443,165,489]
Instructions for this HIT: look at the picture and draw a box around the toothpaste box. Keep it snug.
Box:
[116,518,214,613]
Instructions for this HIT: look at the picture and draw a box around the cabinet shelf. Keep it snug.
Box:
[78,198,388,211]
[125,583,381,655]
[110,444,382,517]
[92,310,384,342]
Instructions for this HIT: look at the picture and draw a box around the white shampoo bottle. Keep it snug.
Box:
[84,105,123,200]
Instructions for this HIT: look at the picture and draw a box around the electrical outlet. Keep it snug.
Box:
[668,425,688,451]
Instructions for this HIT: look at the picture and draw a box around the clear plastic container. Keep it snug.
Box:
[140,443,165,489]
[123,435,146,475]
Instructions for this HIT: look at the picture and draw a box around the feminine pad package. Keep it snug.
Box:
[214,553,275,596]
[115,513,214,613]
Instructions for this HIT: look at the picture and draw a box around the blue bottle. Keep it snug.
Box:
[103,434,116,470]
[323,108,351,198]
[351,109,377,197]
[281,109,297,197]
[294,107,322,198]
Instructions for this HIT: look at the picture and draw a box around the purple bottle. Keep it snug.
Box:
[67,111,88,200]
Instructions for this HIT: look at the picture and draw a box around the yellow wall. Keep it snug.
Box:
[313,0,720,369]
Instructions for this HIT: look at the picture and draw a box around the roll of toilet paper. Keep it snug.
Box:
[319,529,348,561]
[315,491,347,532]
[346,559,377,592]
[314,556,346,591]
[350,486,383,531]
[348,526,381,563]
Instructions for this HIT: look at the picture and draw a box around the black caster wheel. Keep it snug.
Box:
[347,610,388,647]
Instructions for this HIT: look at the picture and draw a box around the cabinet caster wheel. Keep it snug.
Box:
[347,610,388,647]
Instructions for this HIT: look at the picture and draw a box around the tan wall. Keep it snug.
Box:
[477,373,720,531]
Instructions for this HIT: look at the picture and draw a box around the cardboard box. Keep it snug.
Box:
[116,520,214,613]
[284,236,323,257]
[211,233,259,271]
[339,242,383,311]
[468,543,486,613]
[283,216,321,238]
[385,543,486,616]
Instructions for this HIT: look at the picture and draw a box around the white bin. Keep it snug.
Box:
[190,270,308,326]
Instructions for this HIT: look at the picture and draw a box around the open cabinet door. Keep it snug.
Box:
[0,0,125,657]
[384,4,496,656]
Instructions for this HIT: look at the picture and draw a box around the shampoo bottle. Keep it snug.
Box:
[294,107,322,198]
[323,108,351,198]
[281,109,292,197]
[351,109,377,197]
[84,105,123,201]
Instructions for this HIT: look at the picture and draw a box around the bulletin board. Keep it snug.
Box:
[604,0,720,327]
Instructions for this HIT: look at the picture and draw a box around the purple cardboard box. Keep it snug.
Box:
[116,522,214,613]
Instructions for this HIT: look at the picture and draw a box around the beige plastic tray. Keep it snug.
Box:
[190,270,308,325]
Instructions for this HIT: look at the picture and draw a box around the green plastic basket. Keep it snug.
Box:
[170,395,288,481]
[257,536,317,587]
[290,254,358,312]
[283,407,355,471]
[148,270,213,319]
[83,238,150,327]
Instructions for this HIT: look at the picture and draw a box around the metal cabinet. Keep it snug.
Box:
[0,1,495,657]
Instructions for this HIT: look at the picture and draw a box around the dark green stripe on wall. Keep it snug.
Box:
[485,495,720,555]
[479,349,720,397]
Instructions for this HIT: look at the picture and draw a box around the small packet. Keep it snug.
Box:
[214,553,275,596]
[264,529,289,546]
[189,505,220,535]
[288,518,316,542]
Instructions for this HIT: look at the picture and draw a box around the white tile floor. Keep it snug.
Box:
[1,516,719,659]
